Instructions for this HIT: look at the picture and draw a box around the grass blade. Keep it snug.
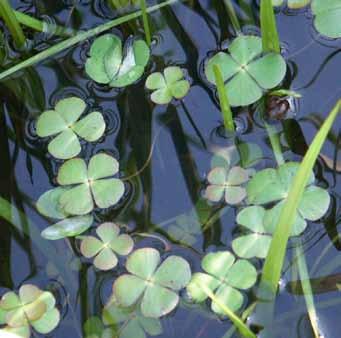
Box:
[260,100,341,297]
[295,242,320,338]
[260,0,280,53]
[0,0,177,81]
[194,281,256,338]
[0,0,26,48]
[213,64,235,132]
[223,0,241,34]
[140,0,152,46]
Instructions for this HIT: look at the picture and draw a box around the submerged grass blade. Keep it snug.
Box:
[0,0,26,48]
[260,100,341,297]
[295,242,320,338]
[140,0,152,46]
[260,0,280,53]
[213,64,235,132]
[0,0,177,81]
[194,281,256,338]
[223,0,241,34]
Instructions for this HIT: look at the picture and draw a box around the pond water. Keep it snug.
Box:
[0,0,341,337]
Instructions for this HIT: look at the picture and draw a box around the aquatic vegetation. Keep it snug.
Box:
[113,248,191,318]
[37,187,94,240]
[36,97,105,160]
[311,0,341,38]
[145,66,190,104]
[85,34,150,88]
[0,285,60,337]
[80,222,134,271]
[272,0,311,8]
[187,251,257,315]
[167,210,201,246]
[102,296,162,338]
[205,35,286,106]
[247,162,330,231]
[205,166,251,205]
[232,205,306,259]
[56,153,125,215]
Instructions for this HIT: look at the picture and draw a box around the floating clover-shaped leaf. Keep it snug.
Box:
[0,285,60,337]
[205,166,251,205]
[168,210,201,246]
[102,296,162,338]
[205,35,286,106]
[145,66,190,104]
[113,248,191,318]
[84,317,115,338]
[80,222,133,271]
[311,0,341,38]
[232,205,307,259]
[187,251,257,315]
[85,34,150,87]
[246,162,330,231]
[211,142,263,170]
[37,187,94,240]
[36,97,105,159]
[272,0,310,8]
[56,153,125,215]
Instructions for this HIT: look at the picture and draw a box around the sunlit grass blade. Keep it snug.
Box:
[213,64,235,132]
[140,0,152,46]
[260,100,341,297]
[260,0,280,53]
[295,242,320,338]
[14,10,76,37]
[0,0,177,81]
[265,122,284,165]
[194,281,256,338]
[0,0,26,48]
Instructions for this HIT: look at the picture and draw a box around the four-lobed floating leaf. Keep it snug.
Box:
[113,248,191,318]
[37,187,94,240]
[0,284,60,337]
[187,251,257,315]
[56,153,125,215]
[247,162,330,231]
[145,66,190,104]
[80,222,134,271]
[272,0,310,8]
[232,205,307,259]
[36,97,106,159]
[167,210,201,246]
[311,0,341,38]
[205,35,287,106]
[85,34,150,87]
[102,296,162,338]
[205,166,251,205]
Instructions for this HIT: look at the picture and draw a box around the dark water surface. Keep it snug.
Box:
[1,1,341,337]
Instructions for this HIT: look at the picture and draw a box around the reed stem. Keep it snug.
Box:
[0,0,26,48]
[213,64,235,132]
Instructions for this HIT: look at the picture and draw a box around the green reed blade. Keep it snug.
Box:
[140,0,152,46]
[213,64,235,132]
[295,242,320,338]
[0,0,26,48]
[260,100,341,298]
[194,281,256,338]
[14,10,76,37]
[260,0,280,53]
[0,0,177,81]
